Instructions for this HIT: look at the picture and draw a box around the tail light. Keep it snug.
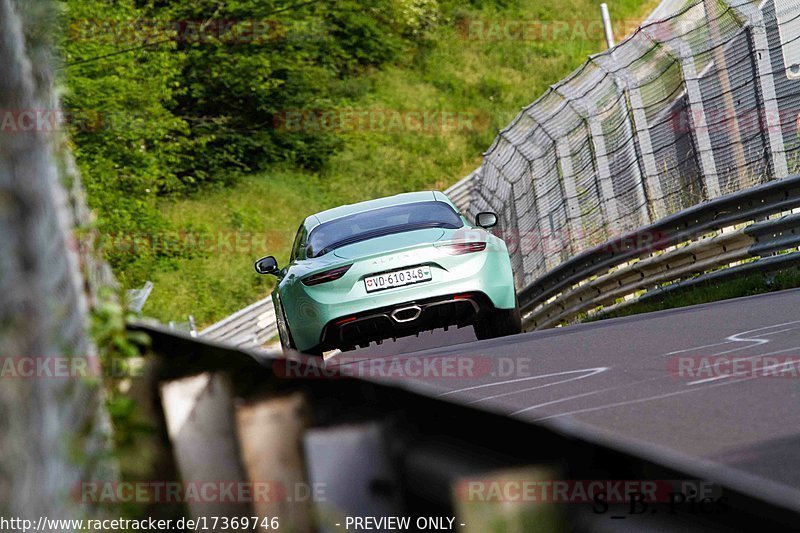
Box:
[436,242,487,255]
[302,264,352,286]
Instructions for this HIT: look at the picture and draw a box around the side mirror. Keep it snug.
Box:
[476,212,498,229]
[254,256,279,275]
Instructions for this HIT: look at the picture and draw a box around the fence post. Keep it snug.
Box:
[775,1,800,79]
[524,105,578,260]
[704,0,747,191]
[642,29,721,200]
[0,0,113,521]
[600,3,615,49]
[682,48,722,198]
[629,87,664,217]
[531,156,563,271]
[552,87,620,236]
[236,392,314,533]
[586,102,620,235]
[595,55,654,225]
[556,138,583,250]
[508,178,532,284]
[735,3,789,180]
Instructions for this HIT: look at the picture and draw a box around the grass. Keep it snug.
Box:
[143,0,659,326]
[588,265,800,321]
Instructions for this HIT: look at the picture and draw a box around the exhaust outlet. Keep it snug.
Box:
[391,305,422,323]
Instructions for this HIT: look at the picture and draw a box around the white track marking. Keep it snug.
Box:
[709,326,800,356]
[662,320,800,356]
[463,370,612,404]
[509,375,667,415]
[511,341,800,417]
[662,340,731,356]
[436,367,608,397]
[523,376,753,420]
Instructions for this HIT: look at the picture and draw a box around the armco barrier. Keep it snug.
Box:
[130,321,800,531]
[521,173,800,327]
[200,295,278,349]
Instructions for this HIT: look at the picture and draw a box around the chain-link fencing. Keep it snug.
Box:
[466,0,800,293]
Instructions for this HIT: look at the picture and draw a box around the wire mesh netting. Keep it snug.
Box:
[466,0,800,292]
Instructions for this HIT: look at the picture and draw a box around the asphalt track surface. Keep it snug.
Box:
[325,288,800,507]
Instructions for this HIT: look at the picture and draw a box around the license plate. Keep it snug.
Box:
[364,266,432,293]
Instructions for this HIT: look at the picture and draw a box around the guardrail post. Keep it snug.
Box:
[236,392,314,533]
[160,372,252,520]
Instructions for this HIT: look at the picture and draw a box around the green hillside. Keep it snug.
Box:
[64,0,656,326]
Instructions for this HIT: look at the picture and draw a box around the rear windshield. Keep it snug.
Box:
[306,201,463,258]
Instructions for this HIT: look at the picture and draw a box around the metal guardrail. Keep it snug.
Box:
[200,296,278,349]
[522,174,800,327]
[132,322,800,531]
[529,213,800,327]
[619,248,800,312]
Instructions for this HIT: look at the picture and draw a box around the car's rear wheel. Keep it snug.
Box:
[277,307,296,352]
[474,304,522,340]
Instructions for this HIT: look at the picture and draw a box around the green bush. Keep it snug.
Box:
[62,0,428,284]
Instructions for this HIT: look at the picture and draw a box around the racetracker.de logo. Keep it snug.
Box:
[68,19,284,45]
[668,356,800,379]
[455,479,719,503]
[274,355,534,380]
[0,356,121,379]
[77,481,326,504]
[273,109,490,134]
[456,18,642,42]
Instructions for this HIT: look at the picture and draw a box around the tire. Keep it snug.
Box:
[474,305,522,340]
[278,307,324,357]
[276,297,325,357]
[276,301,297,352]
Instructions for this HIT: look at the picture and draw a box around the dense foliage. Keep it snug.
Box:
[62,0,441,279]
[62,0,652,324]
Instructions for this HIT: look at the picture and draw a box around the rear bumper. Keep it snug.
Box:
[285,246,516,352]
[318,291,493,351]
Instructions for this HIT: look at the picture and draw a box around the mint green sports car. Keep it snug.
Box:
[254,191,521,355]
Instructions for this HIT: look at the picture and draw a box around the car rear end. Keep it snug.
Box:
[283,225,516,353]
